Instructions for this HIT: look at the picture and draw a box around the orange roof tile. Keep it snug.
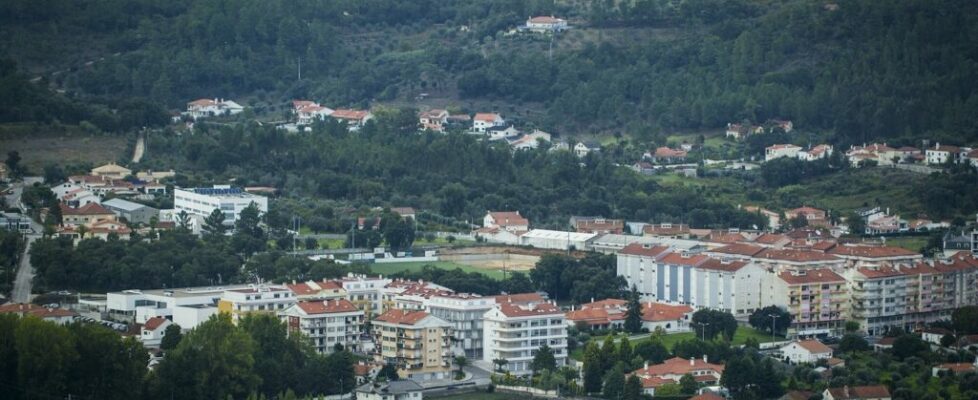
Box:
[641,303,693,322]
[796,339,832,354]
[825,385,891,400]
[497,302,562,318]
[777,268,845,285]
[494,292,544,304]
[296,299,359,315]
[828,245,919,258]
[373,309,430,325]
[757,249,840,262]
[697,258,750,273]
[711,243,766,257]
[143,317,169,331]
[620,243,671,258]
[633,357,725,377]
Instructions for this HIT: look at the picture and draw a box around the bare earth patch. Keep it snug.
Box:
[0,124,128,171]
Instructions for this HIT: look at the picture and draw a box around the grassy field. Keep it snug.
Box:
[883,236,930,252]
[369,261,507,280]
[0,123,129,172]
[430,392,532,400]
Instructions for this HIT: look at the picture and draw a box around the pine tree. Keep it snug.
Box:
[203,209,228,237]
[624,285,643,333]
[602,364,626,400]
[582,342,604,393]
[623,374,643,400]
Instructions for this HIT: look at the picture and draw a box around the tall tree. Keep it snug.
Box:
[623,374,643,400]
[15,317,77,399]
[602,364,626,400]
[239,314,306,396]
[203,208,228,237]
[160,323,183,351]
[748,305,792,338]
[66,323,147,400]
[581,342,604,393]
[5,151,21,177]
[531,344,556,373]
[624,285,643,333]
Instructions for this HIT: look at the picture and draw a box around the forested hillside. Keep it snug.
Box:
[1,0,977,143]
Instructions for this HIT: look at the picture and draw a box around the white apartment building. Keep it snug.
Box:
[426,293,496,359]
[372,310,453,381]
[218,286,296,323]
[280,299,364,354]
[690,258,766,316]
[616,243,673,299]
[336,274,393,318]
[174,185,268,227]
[482,301,567,375]
[107,284,255,325]
[762,268,848,338]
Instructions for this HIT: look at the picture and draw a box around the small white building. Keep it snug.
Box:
[798,144,834,161]
[419,109,449,132]
[483,211,529,232]
[765,144,803,161]
[186,98,243,119]
[140,316,173,348]
[355,380,424,400]
[296,104,334,125]
[780,339,833,364]
[574,141,601,158]
[472,113,505,133]
[519,229,597,251]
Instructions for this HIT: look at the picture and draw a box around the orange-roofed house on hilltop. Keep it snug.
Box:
[483,210,529,232]
[482,299,567,375]
[525,16,568,32]
[330,109,373,130]
[632,356,725,396]
[280,299,364,354]
[419,109,449,132]
[472,112,505,133]
[766,144,803,161]
[371,309,452,381]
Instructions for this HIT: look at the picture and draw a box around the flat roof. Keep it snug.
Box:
[102,198,156,212]
[109,284,270,299]
[521,229,597,241]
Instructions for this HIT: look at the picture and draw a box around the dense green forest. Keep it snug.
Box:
[1,0,977,144]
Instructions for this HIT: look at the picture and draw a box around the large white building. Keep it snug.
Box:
[280,299,365,354]
[107,285,251,325]
[426,293,496,359]
[519,229,597,251]
[174,185,268,227]
[482,298,567,375]
[765,144,803,161]
[218,286,296,323]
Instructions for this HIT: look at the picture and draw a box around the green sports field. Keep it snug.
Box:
[369,261,507,280]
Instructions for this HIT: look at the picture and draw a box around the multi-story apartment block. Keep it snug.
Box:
[372,309,452,381]
[218,286,296,323]
[482,300,567,375]
[280,299,364,354]
[764,269,848,337]
[286,280,347,301]
[847,264,936,335]
[828,245,923,269]
[751,249,846,272]
[427,293,496,359]
[336,274,392,318]
[691,258,766,316]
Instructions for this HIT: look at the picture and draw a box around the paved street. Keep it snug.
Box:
[12,235,37,303]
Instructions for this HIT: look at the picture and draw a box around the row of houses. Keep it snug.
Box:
[845,142,978,167]
[725,119,794,140]
[765,144,834,162]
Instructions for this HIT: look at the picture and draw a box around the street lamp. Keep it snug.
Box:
[769,314,780,342]
[700,322,711,341]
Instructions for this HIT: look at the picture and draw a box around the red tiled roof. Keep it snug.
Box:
[777,268,845,284]
[528,16,564,24]
[659,252,709,266]
[296,299,358,315]
[188,98,217,107]
[754,233,789,245]
[488,211,528,227]
[689,393,725,400]
[757,249,840,262]
[825,385,891,400]
[331,109,369,120]
[582,298,627,309]
[474,113,501,122]
[930,144,961,153]
[936,363,976,373]
[633,357,725,377]
[60,202,113,216]
[354,363,372,376]
[639,376,675,388]
[697,258,750,272]
[643,224,690,235]
[373,309,430,325]
[143,317,169,331]
[812,241,838,251]
[497,302,562,318]
[767,144,802,150]
[711,243,765,257]
[620,243,671,258]
[828,245,919,258]
[653,147,687,158]
[565,307,621,325]
[704,231,747,244]
[795,339,832,354]
[494,292,544,304]
[287,280,344,296]
[641,302,693,322]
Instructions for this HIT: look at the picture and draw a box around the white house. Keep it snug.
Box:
[765,144,803,161]
[355,380,424,400]
[525,16,568,32]
[921,328,953,345]
[798,144,834,161]
[173,185,268,227]
[474,227,522,245]
[331,109,373,131]
[472,113,505,132]
[140,316,173,348]
[484,211,529,232]
[279,299,364,354]
[296,104,334,125]
[186,98,243,119]
[926,143,969,165]
[574,141,601,158]
[419,109,449,132]
[507,129,552,151]
[780,339,833,364]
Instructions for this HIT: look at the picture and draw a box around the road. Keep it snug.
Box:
[132,134,145,163]
[12,235,37,303]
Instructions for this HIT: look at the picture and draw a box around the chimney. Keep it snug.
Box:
[844,386,850,398]
[703,354,708,363]
[689,358,694,366]
[644,361,649,370]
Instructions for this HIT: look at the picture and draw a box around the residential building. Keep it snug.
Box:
[218,286,296,323]
[617,243,673,300]
[280,299,364,354]
[355,380,424,400]
[0,303,77,325]
[483,211,529,232]
[565,299,693,333]
[640,302,695,332]
[865,215,908,235]
[472,113,505,133]
[90,163,132,180]
[525,16,568,32]
[770,119,794,133]
[932,361,977,377]
[784,206,827,226]
[632,356,725,396]
[485,125,520,141]
[140,317,173,348]
[920,327,953,345]
[780,339,833,364]
[419,109,449,132]
[0,212,32,233]
[752,248,845,272]
[764,269,848,337]
[798,145,834,161]
[58,219,132,241]
[631,161,656,175]
[186,98,243,119]
[766,144,803,161]
[925,143,967,165]
[845,143,900,166]
[296,103,334,125]
[173,185,268,227]
[372,309,452,381]
[337,274,393,318]
[426,293,496,358]
[62,188,101,207]
[649,147,688,164]
[744,206,781,230]
[60,203,115,226]
[473,227,522,245]
[102,198,158,225]
[507,129,551,151]
[573,141,601,158]
[822,385,891,400]
[643,223,692,239]
[331,109,373,130]
[107,285,260,325]
[573,217,624,234]
[691,258,766,316]
[390,207,417,221]
[827,245,922,269]
[482,300,567,375]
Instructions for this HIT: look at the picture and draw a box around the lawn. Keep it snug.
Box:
[429,392,532,400]
[369,261,506,280]
[882,236,930,253]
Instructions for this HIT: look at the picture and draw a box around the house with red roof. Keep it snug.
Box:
[632,356,725,396]
[60,202,116,226]
[483,210,529,232]
[0,303,77,325]
[926,142,970,165]
[419,109,450,132]
[472,112,505,132]
[798,144,834,161]
[483,298,567,375]
[785,206,828,226]
[846,143,900,167]
[525,16,568,32]
[330,109,373,130]
[766,144,803,161]
[642,223,692,239]
[140,316,173,348]
[822,385,891,400]
[765,268,847,337]
[295,103,334,125]
[186,98,243,119]
[780,339,833,364]
[286,280,347,300]
[648,147,688,164]
[281,299,364,354]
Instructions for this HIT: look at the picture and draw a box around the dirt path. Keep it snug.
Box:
[132,134,145,163]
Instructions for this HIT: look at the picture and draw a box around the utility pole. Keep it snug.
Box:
[297,57,301,81]
[701,322,710,341]
[769,314,780,343]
